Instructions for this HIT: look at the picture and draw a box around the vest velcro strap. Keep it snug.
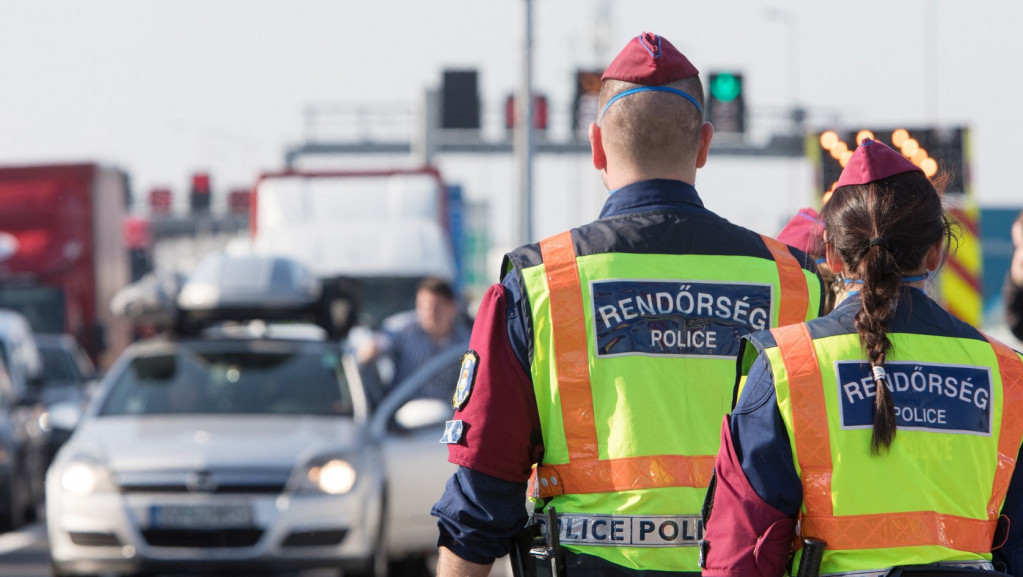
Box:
[802,512,997,553]
[529,454,716,498]
[761,234,810,327]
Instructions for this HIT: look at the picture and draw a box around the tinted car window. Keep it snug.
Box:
[99,348,354,417]
[39,346,84,382]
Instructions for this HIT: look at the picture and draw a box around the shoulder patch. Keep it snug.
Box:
[440,419,465,444]
[452,350,479,410]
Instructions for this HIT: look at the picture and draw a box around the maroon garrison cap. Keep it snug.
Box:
[602,32,699,85]
[599,32,702,121]
[776,207,825,259]
[835,139,924,188]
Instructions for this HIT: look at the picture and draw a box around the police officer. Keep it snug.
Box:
[432,32,825,577]
[700,139,1023,577]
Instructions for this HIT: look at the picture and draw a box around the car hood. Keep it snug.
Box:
[67,415,365,472]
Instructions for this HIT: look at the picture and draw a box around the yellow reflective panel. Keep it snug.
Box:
[892,128,910,147]
[856,130,875,145]
[820,131,839,150]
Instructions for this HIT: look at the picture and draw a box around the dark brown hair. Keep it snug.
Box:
[417,276,456,302]
[820,171,957,453]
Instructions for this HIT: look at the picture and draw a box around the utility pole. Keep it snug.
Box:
[516,0,535,246]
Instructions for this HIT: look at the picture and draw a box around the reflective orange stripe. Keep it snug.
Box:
[987,337,1023,520]
[802,511,995,552]
[772,323,833,516]
[774,326,1023,552]
[540,231,598,462]
[529,455,716,498]
[761,235,810,327]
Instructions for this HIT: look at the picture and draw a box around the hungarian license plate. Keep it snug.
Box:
[150,503,254,529]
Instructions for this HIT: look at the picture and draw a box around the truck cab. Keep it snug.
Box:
[248,167,458,332]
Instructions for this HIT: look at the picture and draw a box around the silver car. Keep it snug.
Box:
[45,324,459,577]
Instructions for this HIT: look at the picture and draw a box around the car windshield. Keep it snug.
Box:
[98,347,354,417]
[39,345,84,382]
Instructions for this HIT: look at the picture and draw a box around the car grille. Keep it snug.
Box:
[281,529,347,547]
[117,468,291,495]
[141,529,264,548]
[68,532,123,547]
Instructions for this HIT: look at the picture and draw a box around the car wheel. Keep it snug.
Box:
[344,496,389,577]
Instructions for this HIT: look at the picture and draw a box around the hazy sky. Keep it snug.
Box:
[2,0,1020,230]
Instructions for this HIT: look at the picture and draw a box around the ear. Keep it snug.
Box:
[825,241,845,276]
[695,122,714,168]
[924,239,944,271]
[589,122,607,171]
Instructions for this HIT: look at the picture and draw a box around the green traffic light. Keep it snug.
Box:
[710,73,742,103]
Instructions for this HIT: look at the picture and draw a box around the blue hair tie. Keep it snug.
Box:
[599,86,703,122]
[901,274,928,283]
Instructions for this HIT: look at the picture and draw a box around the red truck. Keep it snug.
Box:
[0,163,134,369]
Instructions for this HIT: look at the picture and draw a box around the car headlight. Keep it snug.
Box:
[60,458,116,496]
[297,458,357,495]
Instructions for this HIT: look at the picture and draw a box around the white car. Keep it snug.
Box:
[45,323,460,577]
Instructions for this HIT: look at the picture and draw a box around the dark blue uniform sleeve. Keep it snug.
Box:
[432,467,529,563]
[994,444,1023,573]
[729,354,804,517]
[430,271,535,564]
[500,269,531,371]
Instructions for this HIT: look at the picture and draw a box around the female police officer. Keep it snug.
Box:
[700,139,1023,577]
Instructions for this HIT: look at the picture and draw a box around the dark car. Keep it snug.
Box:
[34,333,99,466]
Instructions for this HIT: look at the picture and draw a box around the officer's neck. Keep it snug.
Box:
[604,164,696,191]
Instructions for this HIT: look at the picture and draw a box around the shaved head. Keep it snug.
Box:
[597,76,706,173]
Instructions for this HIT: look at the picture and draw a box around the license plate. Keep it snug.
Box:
[150,504,254,529]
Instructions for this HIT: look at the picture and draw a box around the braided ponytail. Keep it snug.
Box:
[855,227,900,453]
[821,172,955,454]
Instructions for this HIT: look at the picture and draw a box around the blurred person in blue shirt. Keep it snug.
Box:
[357,276,470,399]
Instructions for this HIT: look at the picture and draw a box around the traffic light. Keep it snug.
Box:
[573,69,603,132]
[190,172,212,214]
[148,187,172,215]
[504,94,549,131]
[706,71,746,135]
[815,127,966,199]
[441,69,480,130]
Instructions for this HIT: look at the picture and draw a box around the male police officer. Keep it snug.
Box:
[432,32,825,577]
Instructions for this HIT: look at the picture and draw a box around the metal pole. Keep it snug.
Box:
[413,88,439,166]
[516,0,535,245]
[924,0,937,121]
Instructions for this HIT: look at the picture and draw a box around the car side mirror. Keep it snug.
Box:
[392,398,451,432]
